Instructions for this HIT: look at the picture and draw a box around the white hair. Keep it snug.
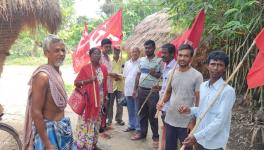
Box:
[42,34,64,52]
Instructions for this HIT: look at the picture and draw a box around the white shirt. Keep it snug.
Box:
[123,59,140,96]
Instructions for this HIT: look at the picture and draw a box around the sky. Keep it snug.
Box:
[74,0,104,18]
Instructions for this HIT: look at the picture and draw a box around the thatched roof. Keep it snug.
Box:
[124,10,176,52]
[0,0,62,75]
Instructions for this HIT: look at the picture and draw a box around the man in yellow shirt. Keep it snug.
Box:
[107,46,125,126]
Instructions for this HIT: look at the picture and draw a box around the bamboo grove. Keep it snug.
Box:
[162,0,264,111]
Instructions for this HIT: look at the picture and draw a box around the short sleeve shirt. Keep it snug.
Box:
[165,67,203,128]
[138,56,162,88]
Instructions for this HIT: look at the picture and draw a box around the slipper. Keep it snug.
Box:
[152,140,159,148]
[123,128,135,132]
[131,133,144,140]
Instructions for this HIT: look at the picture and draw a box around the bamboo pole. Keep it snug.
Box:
[154,47,201,119]
[154,65,178,118]
[180,40,256,150]
[91,65,98,108]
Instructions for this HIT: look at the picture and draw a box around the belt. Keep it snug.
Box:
[139,86,151,90]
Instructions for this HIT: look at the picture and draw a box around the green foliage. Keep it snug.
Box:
[100,0,163,40]
[163,0,264,109]
[5,53,72,65]
[9,0,164,59]
[9,32,35,56]
[65,83,75,94]
[163,0,264,43]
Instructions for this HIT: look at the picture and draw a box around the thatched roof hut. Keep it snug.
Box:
[0,0,62,75]
[124,10,176,53]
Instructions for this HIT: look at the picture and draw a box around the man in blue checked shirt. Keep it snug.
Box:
[178,50,236,150]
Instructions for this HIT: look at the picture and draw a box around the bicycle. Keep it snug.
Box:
[0,113,22,150]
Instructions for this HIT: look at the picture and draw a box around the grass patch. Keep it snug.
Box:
[5,54,72,65]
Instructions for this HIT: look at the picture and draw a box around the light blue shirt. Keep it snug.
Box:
[159,59,177,112]
[191,78,236,150]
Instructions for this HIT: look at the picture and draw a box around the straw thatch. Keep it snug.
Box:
[0,0,62,75]
[124,10,176,52]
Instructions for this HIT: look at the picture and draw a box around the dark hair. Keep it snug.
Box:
[208,50,229,67]
[162,43,176,54]
[101,38,112,46]
[89,47,100,56]
[144,40,156,49]
[178,44,194,57]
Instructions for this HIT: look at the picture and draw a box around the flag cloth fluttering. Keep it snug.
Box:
[156,8,205,58]
[247,28,264,89]
[72,9,123,73]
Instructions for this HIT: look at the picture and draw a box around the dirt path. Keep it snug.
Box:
[1,65,258,150]
[0,65,158,150]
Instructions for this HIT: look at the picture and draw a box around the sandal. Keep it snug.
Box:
[131,133,144,140]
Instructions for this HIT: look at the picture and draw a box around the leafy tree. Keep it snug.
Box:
[100,0,163,39]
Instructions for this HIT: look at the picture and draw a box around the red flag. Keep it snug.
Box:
[247,28,264,89]
[255,28,264,53]
[72,23,90,72]
[72,9,123,72]
[171,8,205,58]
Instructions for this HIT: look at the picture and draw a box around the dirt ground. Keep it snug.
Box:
[228,101,264,150]
[0,65,263,150]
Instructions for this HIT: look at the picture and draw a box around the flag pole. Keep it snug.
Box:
[180,40,256,150]
[91,65,98,108]
[154,65,177,118]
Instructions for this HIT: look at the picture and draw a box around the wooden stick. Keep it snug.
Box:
[91,65,98,108]
[137,89,153,116]
[154,65,178,118]
[180,40,256,150]
[154,48,199,119]
[137,76,162,115]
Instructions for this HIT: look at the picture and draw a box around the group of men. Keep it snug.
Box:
[22,34,236,150]
[121,39,236,150]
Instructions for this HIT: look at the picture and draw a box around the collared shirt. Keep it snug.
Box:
[100,54,113,93]
[191,78,236,150]
[123,59,140,96]
[159,59,177,112]
[111,56,125,92]
[138,56,162,88]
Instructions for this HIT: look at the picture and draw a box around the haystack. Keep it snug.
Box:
[125,10,176,53]
[0,0,62,75]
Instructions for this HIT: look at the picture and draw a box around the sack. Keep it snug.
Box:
[118,97,127,106]
[68,88,86,115]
